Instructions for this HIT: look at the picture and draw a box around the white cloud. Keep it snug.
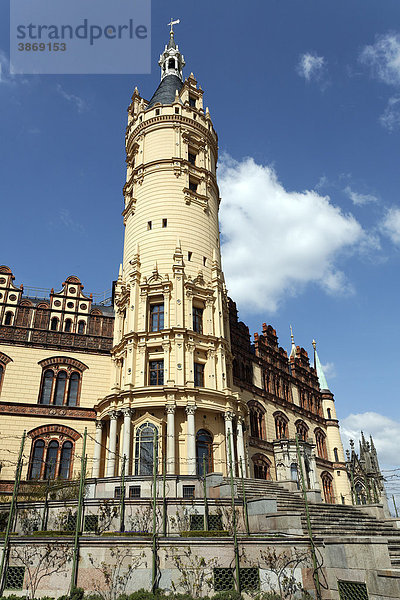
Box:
[380,207,400,244]
[56,84,87,113]
[344,185,378,206]
[297,52,326,82]
[321,361,336,380]
[341,412,400,468]
[218,155,372,313]
[360,33,400,86]
[380,96,400,131]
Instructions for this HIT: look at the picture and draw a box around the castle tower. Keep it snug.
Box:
[93,25,244,480]
[313,340,351,502]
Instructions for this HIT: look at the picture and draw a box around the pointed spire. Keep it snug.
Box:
[117,263,123,282]
[312,339,330,391]
[289,325,296,359]
[158,19,185,82]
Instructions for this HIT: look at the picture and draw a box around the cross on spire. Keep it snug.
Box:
[168,18,180,34]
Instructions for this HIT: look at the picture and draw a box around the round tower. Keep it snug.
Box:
[94,27,245,481]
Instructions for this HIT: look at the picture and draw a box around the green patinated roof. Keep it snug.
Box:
[314,346,330,391]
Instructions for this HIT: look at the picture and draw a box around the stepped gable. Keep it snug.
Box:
[229,298,254,387]
[254,323,290,374]
[290,345,320,390]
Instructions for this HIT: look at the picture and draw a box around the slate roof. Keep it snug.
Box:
[146,74,183,109]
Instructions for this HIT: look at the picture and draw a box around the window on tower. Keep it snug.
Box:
[189,96,196,107]
[188,251,192,261]
[188,152,196,166]
[194,362,205,387]
[150,303,164,332]
[189,179,198,193]
[149,360,164,386]
[193,306,203,334]
[147,221,152,230]
[162,218,167,228]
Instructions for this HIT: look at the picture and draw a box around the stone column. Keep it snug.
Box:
[106,411,118,478]
[186,405,197,476]
[92,420,103,478]
[166,405,176,475]
[122,408,133,475]
[236,417,246,477]
[224,411,234,475]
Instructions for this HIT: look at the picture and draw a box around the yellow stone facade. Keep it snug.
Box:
[0,31,353,505]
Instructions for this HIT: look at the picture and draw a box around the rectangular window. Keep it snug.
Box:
[175,107,180,114]
[5,566,25,590]
[193,306,203,334]
[84,514,99,532]
[149,360,164,386]
[114,486,122,499]
[190,514,205,530]
[188,152,196,165]
[147,221,152,230]
[213,568,235,592]
[188,251,192,261]
[338,581,369,600]
[208,514,223,531]
[194,362,205,387]
[129,485,141,498]
[150,303,164,331]
[239,568,260,592]
[189,179,198,193]
[155,108,160,115]
[189,96,196,107]
[203,256,207,266]
[182,485,195,499]
[162,218,167,228]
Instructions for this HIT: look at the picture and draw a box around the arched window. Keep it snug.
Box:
[67,372,80,407]
[274,412,289,440]
[135,423,158,476]
[295,420,309,442]
[15,302,32,327]
[88,311,102,335]
[290,463,299,488]
[38,359,86,406]
[64,319,72,332]
[196,429,213,475]
[34,305,50,330]
[315,428,328,460]
[50,317,59,331]
[77,320,85,334]
[355,481,367,505]
[29,440,45,479]
[40,369,54,405]
[252,454,272,480]
[168,58,175,69]
[59,441,73,479]
[321,471,335,504]
[54,371,67,405]
[327,408,332,419]
[44,441,59,479]
[249,401,266,440]
[4,311,13,326]
[333,447,339,462]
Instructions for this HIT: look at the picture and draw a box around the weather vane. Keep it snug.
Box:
[168,18,180,34]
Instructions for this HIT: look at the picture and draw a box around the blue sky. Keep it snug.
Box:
[1,1,400,496]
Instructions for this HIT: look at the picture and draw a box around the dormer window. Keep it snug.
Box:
[168,58,175,69]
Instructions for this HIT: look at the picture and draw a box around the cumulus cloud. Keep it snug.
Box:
[218,155,372,313]
[344,185,378,206]
[297,52,326,82]
[360,33,400,86]
[321,362,336,380]
[56,84,87,113]
[380,207,400,244]
[340,412,400,467]
[380,96,400,131]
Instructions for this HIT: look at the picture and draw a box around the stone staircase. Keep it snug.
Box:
[231,478,400,568]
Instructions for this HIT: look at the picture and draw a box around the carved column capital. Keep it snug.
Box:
[185,404,197,416]
[166,404,176,415]
[95,420,104,430]
[224,410,234,422]
[109,410,119,421]
[122,407,134,419]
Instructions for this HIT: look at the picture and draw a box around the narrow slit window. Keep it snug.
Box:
[147,221,152,230]
[188,251,192,261]
[162,218,167,228]
[203,256,207,266]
